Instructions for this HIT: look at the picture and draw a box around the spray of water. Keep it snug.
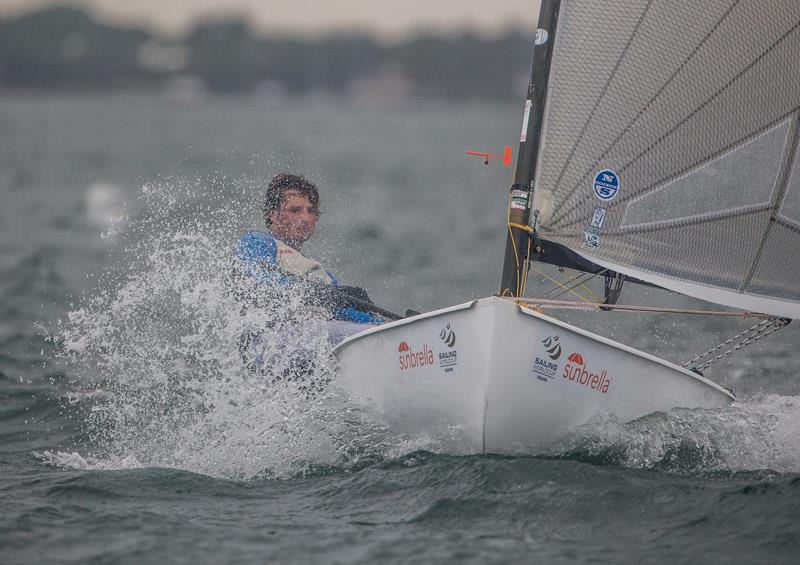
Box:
[51,178,411,479]
[45,177,800,478]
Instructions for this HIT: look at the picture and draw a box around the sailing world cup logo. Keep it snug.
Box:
[532,335,561,382]
[542,335,561,360]
[438,323,458,372]
[439,323,456,348]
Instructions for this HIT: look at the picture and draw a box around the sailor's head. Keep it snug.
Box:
[263,173,320,249]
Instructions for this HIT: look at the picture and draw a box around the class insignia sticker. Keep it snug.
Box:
[583,231,600,248]
[593,170,619,201]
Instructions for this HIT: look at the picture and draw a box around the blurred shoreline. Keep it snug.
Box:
[0,6,534,101]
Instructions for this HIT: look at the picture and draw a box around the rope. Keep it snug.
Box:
[505,194,600,304]
[508,297,775,318]
[505,195,537,300]
[682,316,791,371]
[535,271,592,299]
[526,272,606,308]
[506,194,523,299]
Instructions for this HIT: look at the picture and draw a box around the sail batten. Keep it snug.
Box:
[532,0,800,318]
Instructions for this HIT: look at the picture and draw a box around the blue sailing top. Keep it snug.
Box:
[235,231,380,324]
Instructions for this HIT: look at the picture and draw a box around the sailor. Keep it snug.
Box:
[235,172,383,325]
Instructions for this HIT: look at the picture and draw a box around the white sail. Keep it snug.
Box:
[531,0,800,318]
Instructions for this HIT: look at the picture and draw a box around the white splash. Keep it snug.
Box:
[57,179,406,480]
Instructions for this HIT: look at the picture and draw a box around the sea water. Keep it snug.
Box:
[2,93,799,563]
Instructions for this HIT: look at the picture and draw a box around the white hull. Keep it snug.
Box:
[334,296,734,453]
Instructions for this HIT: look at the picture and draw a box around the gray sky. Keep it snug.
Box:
[0,0,542,38]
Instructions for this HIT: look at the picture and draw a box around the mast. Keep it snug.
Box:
[499,0,561,297]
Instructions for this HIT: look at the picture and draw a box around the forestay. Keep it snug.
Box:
[531,0,800,318]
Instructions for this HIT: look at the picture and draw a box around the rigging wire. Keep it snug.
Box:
[508,296,788,371]
[682,316,791,371]
[535,270,590,299]
[505,191,601,302]
[503,183,607,303]
[509,297,775,318]
[530,267,601,305]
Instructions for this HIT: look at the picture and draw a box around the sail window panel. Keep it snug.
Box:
[538,0,800,235]
[778,140,800,227]
[617,30,800,216]
[602,1,800,197]
[581,29,800,234]
[744,224,800,303]
[620,119,791,227]
[538,0,738,209]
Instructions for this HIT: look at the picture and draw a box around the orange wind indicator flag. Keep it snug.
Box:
[466,146,513,166]
[502,146,513,166]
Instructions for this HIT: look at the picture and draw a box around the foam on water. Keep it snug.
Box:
[550,393,800,474]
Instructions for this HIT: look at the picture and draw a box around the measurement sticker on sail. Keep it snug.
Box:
[593,170,619,201]
[590,206,607,230]
[531,335,562,382]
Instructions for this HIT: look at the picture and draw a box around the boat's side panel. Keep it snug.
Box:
[335,301,495,451]
[335,296,734,454]
[483,300,733,452]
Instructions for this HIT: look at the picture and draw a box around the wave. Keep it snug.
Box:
[547,393,800,475]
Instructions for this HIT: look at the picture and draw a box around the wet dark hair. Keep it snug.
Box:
[262,173,320,226]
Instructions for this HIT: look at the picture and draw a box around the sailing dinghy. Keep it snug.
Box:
[334,0,800,453]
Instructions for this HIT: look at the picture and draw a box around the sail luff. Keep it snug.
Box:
[498,0,561,297]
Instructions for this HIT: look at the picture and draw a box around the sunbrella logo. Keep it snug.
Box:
[563,352,611,393]
[439,323,456,348]
[398,341,434,371]
[532,335,561,382]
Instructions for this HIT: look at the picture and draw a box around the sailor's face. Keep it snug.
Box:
[269,190,319,248]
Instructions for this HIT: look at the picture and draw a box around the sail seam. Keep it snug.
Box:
[543,203,770,235]
[775,216,800,235]
[553,11,800,229]
[551,0,742,218]
[740,110,800,291]
[612,204,771,235]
